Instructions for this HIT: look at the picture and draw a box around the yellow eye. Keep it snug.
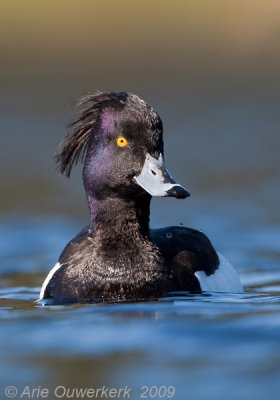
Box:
[116,136,128,147]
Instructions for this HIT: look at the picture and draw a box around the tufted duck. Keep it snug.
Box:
[39,92,242,304]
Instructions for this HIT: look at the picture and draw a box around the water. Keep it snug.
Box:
[1,205,280,400]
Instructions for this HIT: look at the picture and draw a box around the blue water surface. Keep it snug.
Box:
[1,203,280,400]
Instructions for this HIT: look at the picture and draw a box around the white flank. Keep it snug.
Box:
[39,262,62,300]
[195,253,243,293]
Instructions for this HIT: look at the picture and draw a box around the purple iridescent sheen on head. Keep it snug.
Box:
[83,143,114,218]
[58,91,187,222]
[83,136,113,189]
[100,108,116,135]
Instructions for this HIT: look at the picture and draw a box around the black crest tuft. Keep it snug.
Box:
[56,91,128,177]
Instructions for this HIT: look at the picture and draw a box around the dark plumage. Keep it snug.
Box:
[40,91,241,304]
[56,92,129,177]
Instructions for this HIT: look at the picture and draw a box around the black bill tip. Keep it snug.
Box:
[166,185,190,199]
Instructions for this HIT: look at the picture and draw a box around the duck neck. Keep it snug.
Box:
[87,194,151,241]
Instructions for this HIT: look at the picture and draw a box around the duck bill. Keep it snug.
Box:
[134,153,190,199]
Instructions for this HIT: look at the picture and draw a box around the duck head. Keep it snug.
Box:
[56,92,190,206]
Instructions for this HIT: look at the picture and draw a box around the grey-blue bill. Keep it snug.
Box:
[134,153,190,199]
